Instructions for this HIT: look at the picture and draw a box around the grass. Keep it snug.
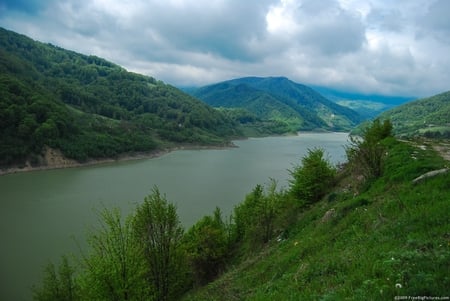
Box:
[182,139,450,300]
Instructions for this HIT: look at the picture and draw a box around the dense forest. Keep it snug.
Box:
[0,27,239,167]
[33,120,450,300]
[188,76,363,133]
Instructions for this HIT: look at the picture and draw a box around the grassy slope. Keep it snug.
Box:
[379,91,450,137]
[183,138,450,300]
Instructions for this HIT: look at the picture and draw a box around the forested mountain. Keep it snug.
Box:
[378,90,450,138]
[188,77,363,133]
[0,27,239,167]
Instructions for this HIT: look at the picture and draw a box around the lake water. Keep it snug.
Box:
[0,132,348,301]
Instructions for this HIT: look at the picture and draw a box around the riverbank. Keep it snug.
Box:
[0,142,237,176]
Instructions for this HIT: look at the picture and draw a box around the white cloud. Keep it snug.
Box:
[0,0,449,97]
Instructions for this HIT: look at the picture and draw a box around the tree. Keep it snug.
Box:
[79,208,149,301]
[184,207,230,285]
[234,179,281,247]
[346,119,393,181]
[32,256,79,301]
[132,187,188,301]
[289,148,336,205]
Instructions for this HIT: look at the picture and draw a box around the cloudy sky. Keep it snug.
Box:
[1,0,449,97]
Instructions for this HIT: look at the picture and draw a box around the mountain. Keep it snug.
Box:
[312,86,415,119]
[187,77,363,133]
[378,90,450,138]
[0,27,239,168]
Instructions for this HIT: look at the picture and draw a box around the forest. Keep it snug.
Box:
[0,27,239,167]
[32,120,450,300]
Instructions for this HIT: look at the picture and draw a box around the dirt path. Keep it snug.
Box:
[432,142,450,161]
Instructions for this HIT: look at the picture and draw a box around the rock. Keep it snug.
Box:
[412,168,449,184]
[321,208,336,223]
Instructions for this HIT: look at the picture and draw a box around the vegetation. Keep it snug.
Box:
[33,119,449,300]
[188,77,363,134]
[346,118,393,181]
[132,187,189,301]
[289,148,336,206]
[0,27,239,168]
[379,90,450,138]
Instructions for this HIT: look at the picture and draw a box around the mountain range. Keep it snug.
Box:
[187,77,363,133]
[1,26,448,170]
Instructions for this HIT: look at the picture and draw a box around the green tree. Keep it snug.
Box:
[346,119,393,181]
[132,187,188,301]
[79,208,149,301]
[234,179,281,247]
[184,207,230,285]
[289,148,336,206]
[32,256,79,301]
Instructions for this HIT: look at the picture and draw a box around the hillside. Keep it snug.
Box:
[0,27,239,168]
[378,90,450,138]
[188,77,363,133]
[182,127,450,300]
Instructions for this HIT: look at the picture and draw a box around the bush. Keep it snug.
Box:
[289,148,336,206]
[184,208,231,285]
[346,119,393,181]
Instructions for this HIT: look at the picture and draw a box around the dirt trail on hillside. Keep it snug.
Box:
[433,143,450,161]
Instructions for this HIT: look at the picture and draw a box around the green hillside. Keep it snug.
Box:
[189,77,363,133]
[379,91,450,138]
[0,27,239,168]
[181,123,450,300]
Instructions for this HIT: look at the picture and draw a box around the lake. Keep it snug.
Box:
[0,132,348,301]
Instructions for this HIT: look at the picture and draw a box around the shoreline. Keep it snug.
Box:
[0,143,238,176]
[0,132,349,176]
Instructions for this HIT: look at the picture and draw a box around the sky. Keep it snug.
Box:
[0,0,449,97]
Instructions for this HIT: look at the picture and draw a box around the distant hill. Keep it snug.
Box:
[312,86,415,119]
[187,77,363,133]
[378,90,450,138]
[0,27,239,168]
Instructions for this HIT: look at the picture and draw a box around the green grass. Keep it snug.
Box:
[182,139,450,300]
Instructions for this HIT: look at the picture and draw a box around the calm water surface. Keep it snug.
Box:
[0,133,348,300]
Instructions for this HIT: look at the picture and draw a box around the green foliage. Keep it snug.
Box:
[289,148,336,205]
[346,119,393,182]
[234,179,282,248]
[132,187,189,301]
[379,90,450,138]
[32,256,79,301]
[181,138,450,301]
[184,207,231,285]
[0,27,238,167]
[79,208,149,301]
